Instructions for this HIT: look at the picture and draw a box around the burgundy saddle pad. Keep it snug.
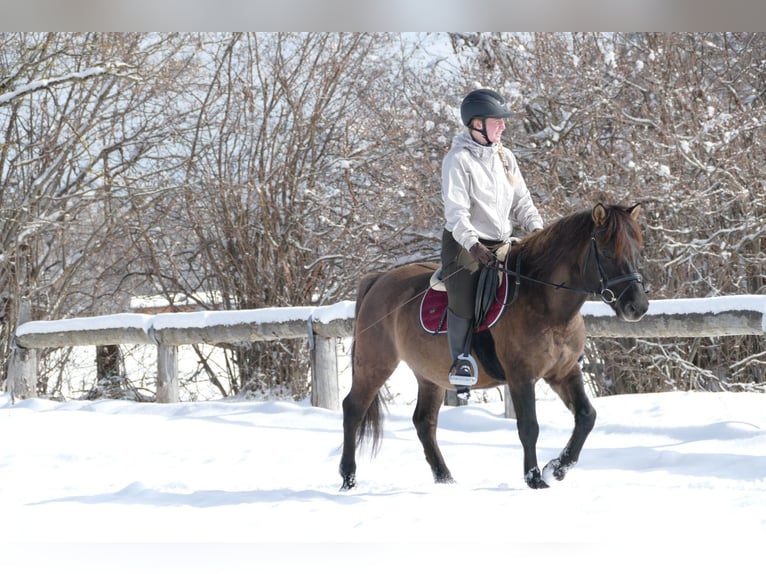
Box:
[419,272,509,334]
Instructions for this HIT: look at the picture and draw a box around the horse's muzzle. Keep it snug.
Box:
[614,282,650,322]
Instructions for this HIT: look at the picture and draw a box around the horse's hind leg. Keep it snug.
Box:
[412,377,454,484]
[543,369,597,483]
[339,347,398,490]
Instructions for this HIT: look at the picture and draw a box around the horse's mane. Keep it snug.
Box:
[517,204,643,278]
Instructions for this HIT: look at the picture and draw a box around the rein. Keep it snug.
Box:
[353,224,646,338]
[497,229,646,306]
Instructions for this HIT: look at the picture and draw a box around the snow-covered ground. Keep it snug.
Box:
[1,382,764,571]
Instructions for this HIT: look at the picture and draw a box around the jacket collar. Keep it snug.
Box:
[453,132,499,162]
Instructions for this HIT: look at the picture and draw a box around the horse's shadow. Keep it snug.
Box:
[28,482,366,508]
[28,468,532,509]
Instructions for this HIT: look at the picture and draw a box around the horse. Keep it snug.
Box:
[339,202,649,490]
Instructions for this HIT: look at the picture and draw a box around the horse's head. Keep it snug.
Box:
[589,203,650,322]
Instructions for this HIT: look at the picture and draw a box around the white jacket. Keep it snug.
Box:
[442,133,543,251]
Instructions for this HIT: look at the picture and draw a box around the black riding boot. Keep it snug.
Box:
[447,309,477,400]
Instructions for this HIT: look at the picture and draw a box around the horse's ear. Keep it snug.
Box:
[592,203,608,228]
[628,202,641,220]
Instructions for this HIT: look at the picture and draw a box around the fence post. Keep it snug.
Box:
[7,298,37,402]
[445,386,515,418]
[503,385,516,419]
[310,336,340,410]
[444,389,467,407]
[157,344,179,403]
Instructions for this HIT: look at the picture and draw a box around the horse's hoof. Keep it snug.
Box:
[340,474,357,491]
[524,467,550,489]
[542,457,575,483]
[434,474,455,485]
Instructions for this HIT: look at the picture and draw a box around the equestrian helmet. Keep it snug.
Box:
[460,88,513,126]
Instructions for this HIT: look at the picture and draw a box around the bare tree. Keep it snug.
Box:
[126,33,434,398]
[0,33,202,395]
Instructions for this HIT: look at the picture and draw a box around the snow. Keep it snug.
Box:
[0,66,131,106]
[15,302,357,340]
[582,293,766,325]
[15,312,156,335]
[3,295,766,570]
[311,300,356,323]
[152,307,317,330]
[1,383,765,570]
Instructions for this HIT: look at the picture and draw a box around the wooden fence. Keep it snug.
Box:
[7,296,766,412]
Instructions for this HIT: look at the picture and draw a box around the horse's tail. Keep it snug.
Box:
[351,271,385,355]
[351,271,387,456]
[357,392,385,457]
[353,271,384,322]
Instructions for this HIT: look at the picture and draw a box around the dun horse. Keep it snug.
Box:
[340,203,649,490]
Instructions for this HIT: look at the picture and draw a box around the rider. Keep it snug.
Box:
[441,87,544,398]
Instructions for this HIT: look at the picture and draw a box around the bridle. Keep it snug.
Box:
[588,229,647,304]
[498,228,648,306]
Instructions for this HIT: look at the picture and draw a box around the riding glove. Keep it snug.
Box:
[469,242,494,266]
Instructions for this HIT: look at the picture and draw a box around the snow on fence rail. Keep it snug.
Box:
[7,296,766,409]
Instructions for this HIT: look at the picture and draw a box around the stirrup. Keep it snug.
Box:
[448,354,478,387]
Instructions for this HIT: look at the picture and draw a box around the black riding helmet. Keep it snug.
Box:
[460,88,513,145]
[460,88,513,126]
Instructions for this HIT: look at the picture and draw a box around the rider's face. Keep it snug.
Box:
[484,117,506,143]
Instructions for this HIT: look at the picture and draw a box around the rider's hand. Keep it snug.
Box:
[469,242,494,266]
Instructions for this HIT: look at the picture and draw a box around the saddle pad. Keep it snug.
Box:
[419,272,509,335]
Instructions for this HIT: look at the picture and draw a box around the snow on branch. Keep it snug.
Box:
[0,62,140,106]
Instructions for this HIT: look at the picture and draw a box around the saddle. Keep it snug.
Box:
[419,263,509,335]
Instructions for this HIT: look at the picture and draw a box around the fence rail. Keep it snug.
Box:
[7,296,765,410]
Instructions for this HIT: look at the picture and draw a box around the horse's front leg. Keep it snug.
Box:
[543,369,597,484]
[508,380,548,489]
